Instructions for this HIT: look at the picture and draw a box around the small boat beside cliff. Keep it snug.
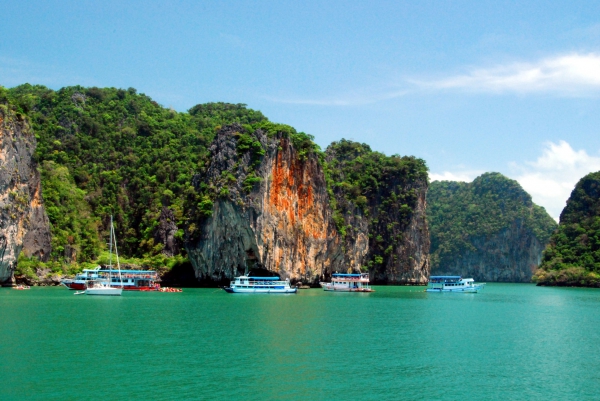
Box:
[83,216,123,296]
[320,273,374,292]
[61,267,160,291]
[223,276,297,293]
[426,276,485,293]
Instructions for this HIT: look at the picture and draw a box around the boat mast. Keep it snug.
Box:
[110,215,124,287]
[108,215,113,284]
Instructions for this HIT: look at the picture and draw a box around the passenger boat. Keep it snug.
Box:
[61,267,160,291]
[426,276,485,293]
[320,273,374,292]
[223,276,297,293]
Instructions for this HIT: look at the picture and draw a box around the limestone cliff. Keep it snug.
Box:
[431,219,548,282]
[324,140,430,284]
[427,173,557,282]
[154,207,180,257]
[0,105,52,285]
[185,124,343,285]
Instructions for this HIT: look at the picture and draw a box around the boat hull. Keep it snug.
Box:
[62,281,157,291]
[426,287,480,293]
[85,287,123,296]
[320,283,374,292]
[223,287,297,294]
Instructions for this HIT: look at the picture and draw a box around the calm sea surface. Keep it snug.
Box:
[1,284,600,400]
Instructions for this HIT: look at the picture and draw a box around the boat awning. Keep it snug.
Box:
[248,276,280,280]
[100,269,158,275]
[429,276,461,279]
[332,273,362,277]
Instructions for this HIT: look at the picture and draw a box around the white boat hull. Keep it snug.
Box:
[224,287,297,293]
[426,287,479,293]
[320,283,373,292]
[85,287,123,296]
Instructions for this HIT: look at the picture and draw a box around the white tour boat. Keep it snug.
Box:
[223,276,297,293]
[61,266,160,291]
[426,276,485,293]
[320,273,374,292]
[81,216,123,296]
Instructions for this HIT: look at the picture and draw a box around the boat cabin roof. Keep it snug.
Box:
[84,267,157,274]
[430,276,462,279]
[100,269,158,275]
[240,276,280,281]
[332,273,363,277]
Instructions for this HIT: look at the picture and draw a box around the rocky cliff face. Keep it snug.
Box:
[0,106,52,285]
[428,173,557,282]
[432,219,547,282]
[185,125,344,285]
[154,207,179,257]
[324,140,430,284]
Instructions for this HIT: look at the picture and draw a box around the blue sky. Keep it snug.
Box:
[2,0,600,220]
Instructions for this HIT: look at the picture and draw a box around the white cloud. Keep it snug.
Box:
[414,53,600,96]
[511,141,600,221]
[429,170,483,183]
[268,53,600,107]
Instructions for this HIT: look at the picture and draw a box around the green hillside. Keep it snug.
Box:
[427,172,557,275]
[534,171,600,286]
[4,84,266,270]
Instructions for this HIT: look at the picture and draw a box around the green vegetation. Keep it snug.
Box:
[427,172,557,270]
[3,83,431,281]
[190,121,320,210]
[5,84,266,272]
[41,160,100,262]
[325,139,428,270]
[534,171,600,286]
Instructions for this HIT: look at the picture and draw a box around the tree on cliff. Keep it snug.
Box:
[534,171,600,286]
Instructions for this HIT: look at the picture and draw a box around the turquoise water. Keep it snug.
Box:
[1,284,600,400]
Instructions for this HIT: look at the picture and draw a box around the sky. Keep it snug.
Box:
[2,0,600,220]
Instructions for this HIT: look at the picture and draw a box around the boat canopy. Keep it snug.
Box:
[98,269,158,275]
[332,273,362,277]
[429,276,461,279]
[248,276,280,281]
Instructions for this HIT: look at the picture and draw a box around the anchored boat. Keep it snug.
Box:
[320,273,374,292]
[61,267,159,291]
[426,276,485,293]
[79,216,123,296]
[223,276,297,293]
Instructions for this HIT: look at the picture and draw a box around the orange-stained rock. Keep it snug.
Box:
[186,126,432,286]
[186,125,344,285]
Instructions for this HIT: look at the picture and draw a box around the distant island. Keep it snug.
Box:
[427,173,556,282]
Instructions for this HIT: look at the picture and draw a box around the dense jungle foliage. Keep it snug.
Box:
[4,84,266,270]
[534,171,600,286]
[324,139,428,271]
[427,172,557,271]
